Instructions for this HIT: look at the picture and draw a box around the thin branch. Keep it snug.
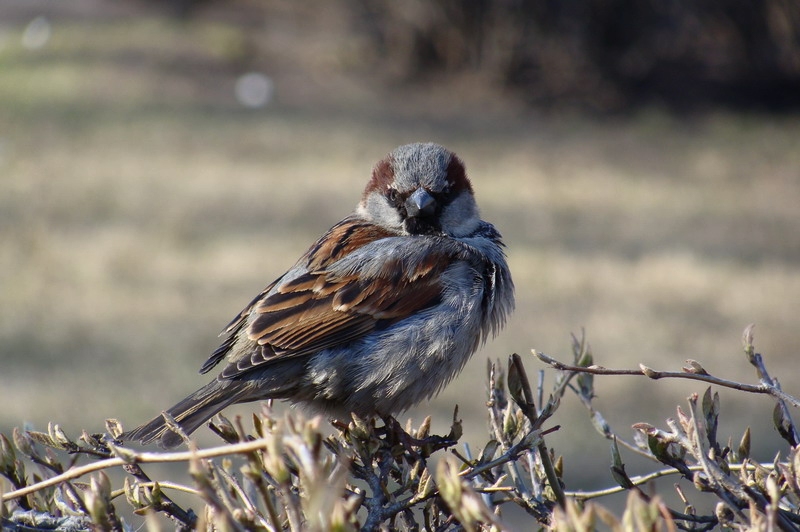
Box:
[533,351,800,408]
[461,431,540,481]
[744,326,800,444]
[566,462,782,501]
[486,363,532,504]
[109,481,201,500]
[2,438,273,502]
[215,463,272,529]
[122,461,196,529]
[509,353,567,509]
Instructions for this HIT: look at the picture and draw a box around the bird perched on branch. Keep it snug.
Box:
[124,142,514,448]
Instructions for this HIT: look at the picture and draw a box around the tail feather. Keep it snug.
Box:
[123,380,250,448]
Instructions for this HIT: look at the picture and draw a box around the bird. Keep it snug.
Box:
[123,142,514,448]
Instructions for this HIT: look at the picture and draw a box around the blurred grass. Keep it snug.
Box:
[2,3,800,495]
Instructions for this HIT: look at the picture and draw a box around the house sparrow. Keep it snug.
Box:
[124,142,514,448]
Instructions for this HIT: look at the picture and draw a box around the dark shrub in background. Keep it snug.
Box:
[353,0,800,111]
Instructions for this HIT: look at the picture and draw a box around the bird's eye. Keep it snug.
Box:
[386,188,400,205]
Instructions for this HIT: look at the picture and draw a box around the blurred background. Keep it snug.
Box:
[2,0,800,518]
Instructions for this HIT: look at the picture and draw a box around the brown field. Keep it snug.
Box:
[2,1,800,500]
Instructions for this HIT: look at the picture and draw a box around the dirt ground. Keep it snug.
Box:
[2,0,800,512]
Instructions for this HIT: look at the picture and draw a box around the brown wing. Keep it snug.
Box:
[200,217,386,374]
[203,217,454,379]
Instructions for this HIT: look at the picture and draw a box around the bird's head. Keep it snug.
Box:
[358,143,480,238]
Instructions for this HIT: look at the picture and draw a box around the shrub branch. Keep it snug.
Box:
[533,351,800,408]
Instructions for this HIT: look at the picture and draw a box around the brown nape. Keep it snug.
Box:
[445,155,473,194]
[363,157,395,200]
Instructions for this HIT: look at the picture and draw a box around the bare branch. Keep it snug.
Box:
[533,351,800,408]
[2,438,273,502]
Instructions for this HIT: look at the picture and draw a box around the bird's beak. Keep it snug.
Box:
[405,188,437,218]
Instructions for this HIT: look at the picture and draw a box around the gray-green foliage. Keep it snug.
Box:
[2,327,799,531]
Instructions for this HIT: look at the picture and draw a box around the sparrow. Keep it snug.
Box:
[124,142,514,448]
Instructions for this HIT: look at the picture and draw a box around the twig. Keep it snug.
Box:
[122,461,197,529]
[487,363,532,505]
[356,449,390,532]
[2,438,273,502]
[743,325,800,445]
[215,463,271,529]
[461,430,541,481]
[533,351,800,408]
[565,462,781,500]
[109,481,200,500]
[509,353,566,509]
[190,456,246,532]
